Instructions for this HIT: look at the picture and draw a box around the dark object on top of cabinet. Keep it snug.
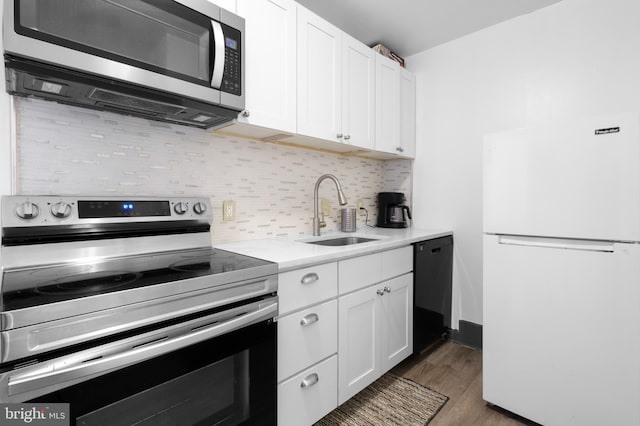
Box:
[413,236,453,354]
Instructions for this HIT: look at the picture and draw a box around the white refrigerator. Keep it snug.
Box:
[483,112,640,426]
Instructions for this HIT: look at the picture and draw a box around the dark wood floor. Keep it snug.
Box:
[392,341,536,426]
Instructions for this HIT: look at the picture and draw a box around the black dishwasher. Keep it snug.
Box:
[413,236,453,354]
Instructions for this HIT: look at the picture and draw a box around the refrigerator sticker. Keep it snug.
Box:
[595,127,620,135]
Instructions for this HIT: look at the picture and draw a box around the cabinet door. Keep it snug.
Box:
[278,299,338,382]
[297,5,342,141]
[210,0,236,13]
[338,251,382,295]
[278,355,338,426]
[374,54,400,154]
[236,0,296,133]
[379,273,413,372]
[399,67,416,158]
[380,245,413,281]
[342,33,375,150]
[278,262,338,315]
[338,286,380,404]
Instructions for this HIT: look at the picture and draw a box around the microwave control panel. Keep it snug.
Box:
[221,23,242,96]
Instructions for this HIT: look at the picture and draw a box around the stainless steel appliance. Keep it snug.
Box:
[0,195,277,425]
[3,0,244,129]
[376,192,411,228]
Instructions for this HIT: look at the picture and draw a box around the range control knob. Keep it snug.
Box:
[51,202,72,218]
[193,202,207,215]
[174,202,188,215]
[16,202,39,219]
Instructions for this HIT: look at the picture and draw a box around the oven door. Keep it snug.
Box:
[0,297,277,426]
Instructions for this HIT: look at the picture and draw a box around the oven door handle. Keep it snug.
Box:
[7,299,277,397]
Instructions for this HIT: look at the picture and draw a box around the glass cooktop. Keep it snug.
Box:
[2,248,276,310]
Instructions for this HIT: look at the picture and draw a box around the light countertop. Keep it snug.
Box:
[216,227,452,271]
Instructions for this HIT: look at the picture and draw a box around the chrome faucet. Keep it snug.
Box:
[313,174,348,236]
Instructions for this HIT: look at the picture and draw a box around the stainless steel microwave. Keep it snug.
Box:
[3,0,244,129]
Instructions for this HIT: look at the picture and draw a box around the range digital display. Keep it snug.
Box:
[78,201,171,218]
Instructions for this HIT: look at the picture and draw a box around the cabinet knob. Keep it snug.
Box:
[242,110,250,117]
[300,272,319,285]
[384,286,391,293]
[343,135,351,141]
[300,313,319,326]
[377,289,385,296]
[396,146,405,153]
[336,133,343,139]
[300,373,319,389]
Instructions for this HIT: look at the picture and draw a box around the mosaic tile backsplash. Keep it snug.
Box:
[15,98,412,243]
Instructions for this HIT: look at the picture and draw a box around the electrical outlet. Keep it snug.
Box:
[321,198,330,216]
[222,200,235,221]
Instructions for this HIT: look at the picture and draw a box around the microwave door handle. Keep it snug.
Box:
[211,20,225,89]
[7,300,277,397]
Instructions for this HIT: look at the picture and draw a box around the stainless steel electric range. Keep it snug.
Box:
[0,195,278,426]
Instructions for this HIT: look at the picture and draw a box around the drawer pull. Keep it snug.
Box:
[300,273,319,285]
[300,313,319,326]
[300,373,319,389]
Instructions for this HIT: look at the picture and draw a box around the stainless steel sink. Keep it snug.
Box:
[305,237,377,246]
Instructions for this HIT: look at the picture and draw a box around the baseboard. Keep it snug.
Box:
[449,320,482,350]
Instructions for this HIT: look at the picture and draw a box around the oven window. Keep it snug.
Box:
[78,353,249,425]
[29,320,276,426]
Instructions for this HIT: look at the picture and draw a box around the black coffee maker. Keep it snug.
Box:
[376,192,412,228]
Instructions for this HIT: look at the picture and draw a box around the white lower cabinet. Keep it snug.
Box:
[338,273,413,404]
[379,274,413,372]
[337,282,379,403]
[278,355,338,426]
[277,246,414,425]
[278,299,338,381]
[277,263,338,426]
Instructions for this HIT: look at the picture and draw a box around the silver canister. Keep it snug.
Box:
[340,207,357,232]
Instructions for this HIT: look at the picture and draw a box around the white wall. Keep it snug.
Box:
[408,0,640,328]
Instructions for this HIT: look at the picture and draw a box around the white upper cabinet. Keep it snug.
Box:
[297,6,343,142]
[375,54,400,154]
[375,54,416,158]
[210,0,236,13]
[341,33,375,150]
[297,7,376,150]
[236,0,297,133]
[399,67,416,158]
[218,2,416,158]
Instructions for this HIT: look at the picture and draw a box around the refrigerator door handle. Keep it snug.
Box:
[497,235,615,252]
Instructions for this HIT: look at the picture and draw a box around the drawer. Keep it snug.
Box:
[339,246,413,295]
[278,299,337,381]
[338,252,382,294]
[279,262,337,314]
[381,245,413,280]
[278,355,338,426]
